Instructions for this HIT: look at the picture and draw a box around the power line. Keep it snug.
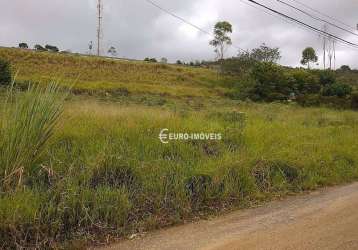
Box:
[275,0,358,38]
[245,0,358,50]
[238,0,322,35]
[143,0,245,52]
[238,0,356,53]
[287,0,357,31]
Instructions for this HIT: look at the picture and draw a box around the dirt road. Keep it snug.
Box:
[100,182,358,250]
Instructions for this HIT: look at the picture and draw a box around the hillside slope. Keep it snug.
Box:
[0,47,237,97]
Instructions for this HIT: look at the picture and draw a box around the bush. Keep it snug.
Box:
[250,62,292,102]
[322,83,352,97]
[288,70,321,95]
[0,58,12,85]
[319,70,336,86]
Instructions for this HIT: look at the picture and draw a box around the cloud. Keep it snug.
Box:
[1,0,357,68]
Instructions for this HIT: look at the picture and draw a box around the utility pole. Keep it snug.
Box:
[97,0,103,56]
[322,24,327,69]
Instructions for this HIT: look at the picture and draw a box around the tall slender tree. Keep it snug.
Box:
[209,21,233,60]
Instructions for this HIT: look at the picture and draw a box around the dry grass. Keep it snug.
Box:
[0,47,236,97]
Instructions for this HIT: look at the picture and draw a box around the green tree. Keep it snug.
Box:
[251,43,281,63]
[340,65,351,71]
[45,44,59,53]
[34,44,46,51]
[108,46,118,57]
[301,47,318,69]
[0,58,12,85]
[209,21,233,60]
[144,58,157,63]
[18,43,29,49]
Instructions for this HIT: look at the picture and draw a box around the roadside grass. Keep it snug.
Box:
[1,47,358,248]
[1,91,357,248]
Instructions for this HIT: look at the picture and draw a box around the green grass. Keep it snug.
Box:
[0,47,358,248]
[1,90,358,248]
[0,47,237,97]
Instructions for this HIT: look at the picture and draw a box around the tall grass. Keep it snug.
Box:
[0,47,237,97]
[0,93,357,248]
[0,82,67,190]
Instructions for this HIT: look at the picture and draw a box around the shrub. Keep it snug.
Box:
[319,70,336,86]
[322,83,352,97]
[250,62,292,102]
[0,58,12,85]
[288,70,321,95]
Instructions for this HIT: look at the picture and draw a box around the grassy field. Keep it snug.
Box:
[0,47,358,249]
[0,47,238,98]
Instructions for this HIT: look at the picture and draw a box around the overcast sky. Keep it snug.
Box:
[1,0,358,68]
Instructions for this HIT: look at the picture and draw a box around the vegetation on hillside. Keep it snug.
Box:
[0,47,238,98]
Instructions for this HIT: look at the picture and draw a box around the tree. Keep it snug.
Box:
[209,21,233,60]
[45,44,59,52]
[144,58,157,63]
[251,43,281,63]
[34,44,46,51]
[108,46,118,57]
[301,47,318,69]
[176,60,183,65]
[340,65,351,71]
[160,57,168,64]
[250,62,292,101]
[0,58,12,85]
[19,43,29,49]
